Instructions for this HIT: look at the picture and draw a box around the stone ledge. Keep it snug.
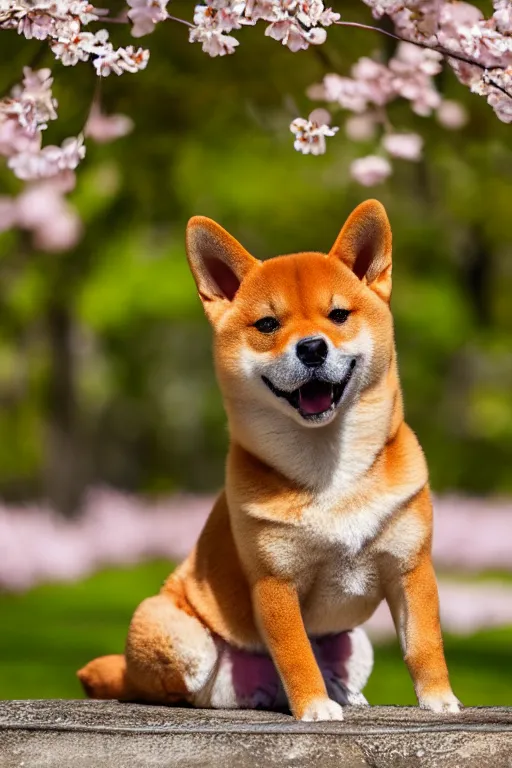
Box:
[1,700,511,767]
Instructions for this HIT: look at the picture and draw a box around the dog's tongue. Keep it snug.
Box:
[299,381,333,415]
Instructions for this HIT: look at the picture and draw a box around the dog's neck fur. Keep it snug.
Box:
[225,359,403,495]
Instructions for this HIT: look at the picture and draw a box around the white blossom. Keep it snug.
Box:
[189,0,339,55]
[1,0,150,77]
[189,23,240,55]
[93,43,150,75]
[290,116,338,155]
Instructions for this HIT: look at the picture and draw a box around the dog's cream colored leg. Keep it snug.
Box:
[253,576,344,721]
[384,544,460,713]
[125,594,219,704]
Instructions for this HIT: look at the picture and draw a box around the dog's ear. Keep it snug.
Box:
[186,216,260,321]
[329,199,392,302]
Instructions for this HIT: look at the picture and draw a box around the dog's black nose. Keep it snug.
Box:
[296,337,328,367]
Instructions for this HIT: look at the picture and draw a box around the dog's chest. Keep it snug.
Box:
[296,497,387,633]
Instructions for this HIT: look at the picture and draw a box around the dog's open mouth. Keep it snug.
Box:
[262,371,353,420]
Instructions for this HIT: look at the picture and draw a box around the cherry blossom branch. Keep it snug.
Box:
[334,20,512,100]
[98,12,129,24]
[1,0,510,191]
[102,11,194,28]
[167,14,194,29]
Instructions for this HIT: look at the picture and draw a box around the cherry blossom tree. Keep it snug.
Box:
[0,0,511,249]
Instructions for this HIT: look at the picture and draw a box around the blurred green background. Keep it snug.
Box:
[0,0,511,705]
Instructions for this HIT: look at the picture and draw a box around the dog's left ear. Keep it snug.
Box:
[186,216,260,322]
[329,199,392,302]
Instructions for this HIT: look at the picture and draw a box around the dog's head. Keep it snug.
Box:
[186,200,394,428]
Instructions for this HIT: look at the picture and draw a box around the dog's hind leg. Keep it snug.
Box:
[124,593,219,704]
[78,592,219,705]
[314,627,374,707]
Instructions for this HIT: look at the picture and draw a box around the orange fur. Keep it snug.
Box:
[252,577,328,718]
[77,655,133,700]
[78,200,459,719]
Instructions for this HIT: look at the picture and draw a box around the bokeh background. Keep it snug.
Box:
[1,0,511,705]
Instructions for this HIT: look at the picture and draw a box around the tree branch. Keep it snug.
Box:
[334,20,512,101]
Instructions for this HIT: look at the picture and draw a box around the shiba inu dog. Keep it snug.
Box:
[78,200,460,720]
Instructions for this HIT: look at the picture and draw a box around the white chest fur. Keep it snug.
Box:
[295,480,422,634]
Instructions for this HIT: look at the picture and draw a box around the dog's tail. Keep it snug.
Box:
[77,654,134,700]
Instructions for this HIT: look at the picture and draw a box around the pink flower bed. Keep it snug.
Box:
[1,488,511,637]
[0,489,208,591]
[1,489,511,638]
[367,582,512,640]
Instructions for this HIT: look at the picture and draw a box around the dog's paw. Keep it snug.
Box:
[300,697,344,722]
[419,691,461,714]
[346,689,370,707]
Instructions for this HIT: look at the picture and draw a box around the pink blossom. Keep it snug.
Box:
[16,180,82,250]
[436,99,469,129]
[487,87,512,123]
[265,17,326,51]
[350,0,512,128]
[307,107,332,125]
[0,115,41,156]
[350,154,392,186]
[389,43,442,115]
[290,116,338,155]
[50,31,98,66]
[439,1,483,34]
[189,0,338,55]
[345,114,377,141]
[8,134,86,180]
[0,197,18,231]
[0,175,81,251]
[84,102,134,143]
[93,43,150,75]
[0,67,57,139]
[1,0,100,43]
[244,0,277,23]
[0,2,151,77]
[33,202,82,250]
[494,0,512,34]
[351,57,395,106]
[309,45,443,120]
[308,74,369,112]
[189,24,240,55]
[49,27,151,75]
[382,131,423,160]
[362,0,408,20]
[127,0,168,37]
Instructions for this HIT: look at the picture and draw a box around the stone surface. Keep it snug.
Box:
[0,700,511,767]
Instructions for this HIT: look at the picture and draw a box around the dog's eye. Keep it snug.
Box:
[254,316,280,334]
[328,308,351,325]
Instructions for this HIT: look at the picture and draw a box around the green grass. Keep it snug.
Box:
[366,629,512,705]
[0,561,172,699]
[0,561,511,705]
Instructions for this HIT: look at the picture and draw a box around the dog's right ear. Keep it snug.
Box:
[186,217,260,322]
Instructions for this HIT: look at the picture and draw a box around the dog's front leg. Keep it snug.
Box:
[384,546,461,713]
[252,576,343,721]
